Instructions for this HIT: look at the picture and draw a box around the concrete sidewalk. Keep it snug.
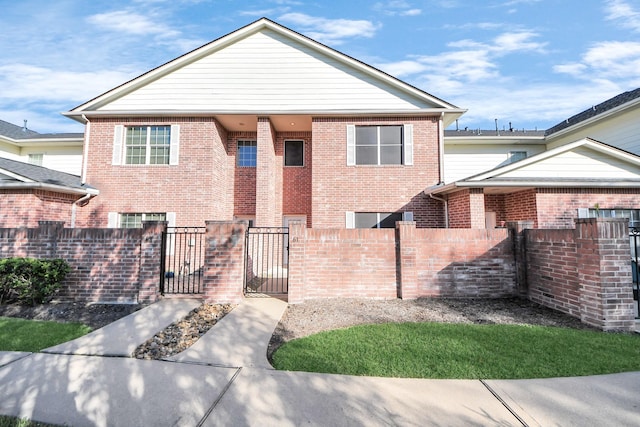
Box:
[0,297,639,426]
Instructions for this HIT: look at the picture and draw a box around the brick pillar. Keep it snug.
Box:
[287,220,306,304]
[508,220,534,296]
[469,189,486,229]
[575,218,635,331]
[397,221,418,299]
[138,220,167,304]
[256,117,282,227]
[203,220,247,304]
[38,221,65,258]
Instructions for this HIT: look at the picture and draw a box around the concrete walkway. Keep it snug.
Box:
[0,297,639,426]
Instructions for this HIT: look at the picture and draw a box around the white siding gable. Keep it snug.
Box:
[497,146,640,179]
[100,30,438,112]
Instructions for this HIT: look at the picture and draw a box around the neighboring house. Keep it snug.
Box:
[430,88,640,229]
[0,119,84,175]
[63,18,465,229]
[0,157,98,228]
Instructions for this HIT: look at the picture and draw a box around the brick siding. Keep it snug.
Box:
[311,117,445,228]
[0,190,77,228]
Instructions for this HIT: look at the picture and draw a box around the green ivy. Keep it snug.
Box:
[0,258,70,305]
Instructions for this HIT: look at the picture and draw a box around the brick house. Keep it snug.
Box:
[434,88,640,229]
[63,18,464,230]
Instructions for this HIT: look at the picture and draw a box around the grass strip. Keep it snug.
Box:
[272,322,640,379]
[0,317,91,352]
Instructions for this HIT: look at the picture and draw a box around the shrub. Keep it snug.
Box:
[0,258,70,305]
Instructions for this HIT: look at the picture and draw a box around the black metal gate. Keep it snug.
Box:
[630,227,640,319]
[244,227,289,295]
[160,227,206,295]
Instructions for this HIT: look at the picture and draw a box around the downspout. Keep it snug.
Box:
[71,193,91,228]
[431,112,449,228]
[429,193,449,228]
[71,114,92,228]
[81,114,90,185]
[438,112,445,184]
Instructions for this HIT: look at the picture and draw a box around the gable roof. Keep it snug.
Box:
[65,18,464,125]
[426,138,640,195]
[0,157,97,195]
[545,87,640,137]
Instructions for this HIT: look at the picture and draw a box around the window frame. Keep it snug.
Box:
[119,212,167,229]
[508,150,528,164]
[124,125,171,166]
[355,125,403,166]
[27,153,44,166]
[284,140,305,167]
[237,140,257,167]
[348,212,412,229]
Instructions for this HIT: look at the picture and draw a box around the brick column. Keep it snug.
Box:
[256,117,282,227]
[203,220,247,304]
[469,189,486,229]
[38,220,65,258]
[575,218,635,331]
[397,221,418,299]
[287,220,306,304]
[138,221,167,303]
[508,220,534,295]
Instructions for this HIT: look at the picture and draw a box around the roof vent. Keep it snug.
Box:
[22,120,27,132]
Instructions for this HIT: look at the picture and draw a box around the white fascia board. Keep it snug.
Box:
[67,18,462,119]
[0,169,33,182]
[0,182,99,195]
[444,136,546,145]
[459,180,640,188]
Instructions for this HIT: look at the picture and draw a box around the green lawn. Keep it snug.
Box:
[271,322,640,379]
[0,415,62,427]
[0,317,91,352]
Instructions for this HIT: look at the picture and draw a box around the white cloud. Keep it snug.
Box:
[553,41,640,85]
[0,64,135,103]
[278,13,381,45]
[605,0,640,32]
[373,1,422,16]
[87,10,180,37]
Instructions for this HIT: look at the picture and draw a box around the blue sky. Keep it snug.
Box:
[1,0,639,133]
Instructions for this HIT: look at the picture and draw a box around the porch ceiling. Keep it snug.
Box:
[215,114,313,132]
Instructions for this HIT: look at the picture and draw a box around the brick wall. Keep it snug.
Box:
[0,221,161,303]
[288,222,516,302]
[525,218,635,331]
[78,117,234,227]
[280,132,313,227]
[0,190,77,228]
[504,189,538,227]
[535,188,640,228]
[447,189,471,228]
[310,117,444,228]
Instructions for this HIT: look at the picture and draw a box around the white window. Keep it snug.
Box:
[112,124,180,166]
[27,153,44,166]
[237,140,257,167]
[284,140,304,167]
[119,213,167,229]
[346,211,413,228]
[508,151,527,163]
[347,124,413,166]
[587,208,640,228]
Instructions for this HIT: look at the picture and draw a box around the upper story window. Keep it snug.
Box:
[112,124,179,166]
[284,140,304,166]
[508,151,527,163]
[27,153,44,166]
[126,126,171,165]
[347,124,413,166]
[237,140,257,167]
